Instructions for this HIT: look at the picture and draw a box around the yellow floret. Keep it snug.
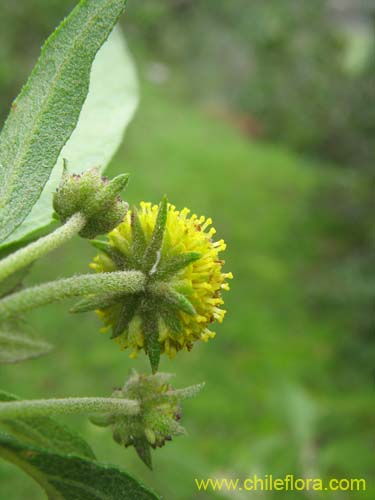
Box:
[92,202,232,359]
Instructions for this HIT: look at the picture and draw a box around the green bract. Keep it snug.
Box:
[90,371,204,469]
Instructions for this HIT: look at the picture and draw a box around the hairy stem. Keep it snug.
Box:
[0,397,139,419]
[0,270,145,320]
[0,213,86,283]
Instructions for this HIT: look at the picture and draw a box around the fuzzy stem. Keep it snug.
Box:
[0,271,145,320]
[0,397,139,419]
[0,213,86,283]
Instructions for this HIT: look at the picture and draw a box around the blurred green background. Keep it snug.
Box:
[0,1,373,499]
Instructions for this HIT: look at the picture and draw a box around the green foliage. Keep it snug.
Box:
[1,0,373,170]
[0,0,128,243]
[124,0,374,169]
[0,0,156,490]
[306,169,375,389]
[3,25,138,247]
[0,433,159,499]
[0,390,159,498]
[0,1,371,498]
[320,36,375,169]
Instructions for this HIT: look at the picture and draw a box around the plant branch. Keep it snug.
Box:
[0,213,86,283]
[0,270,145,320]
[0,397,139,419]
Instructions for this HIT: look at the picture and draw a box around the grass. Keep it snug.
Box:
[0,82,371,499]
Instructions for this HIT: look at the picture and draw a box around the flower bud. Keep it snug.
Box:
[90,371,204,469]
[53,167,129,239]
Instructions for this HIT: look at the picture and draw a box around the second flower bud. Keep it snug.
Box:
[53,166,129,239]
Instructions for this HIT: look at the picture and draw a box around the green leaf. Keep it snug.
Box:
[0,391,94,459]
[3,26,138,248]
[0,433,159,499]
[0,0,133,244]
[0,325,52,365]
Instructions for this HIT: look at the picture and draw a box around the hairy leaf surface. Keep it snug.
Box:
[0,433,159,499]
[0,0,129,242]
[2,26,138,247]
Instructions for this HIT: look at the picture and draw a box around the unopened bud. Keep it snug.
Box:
[90,370,204,469]
[53,167,129,239]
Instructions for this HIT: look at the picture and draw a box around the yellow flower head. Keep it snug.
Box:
[88,198,232,371]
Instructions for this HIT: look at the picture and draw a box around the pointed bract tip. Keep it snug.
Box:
[90,239,111,251]
[62,158,69,174]
[109,173,130,194]
[134,439,153,469]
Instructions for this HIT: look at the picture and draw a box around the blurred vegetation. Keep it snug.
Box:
[0,1,373,499]
[124,0,375,166]
[1,0,374,166]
